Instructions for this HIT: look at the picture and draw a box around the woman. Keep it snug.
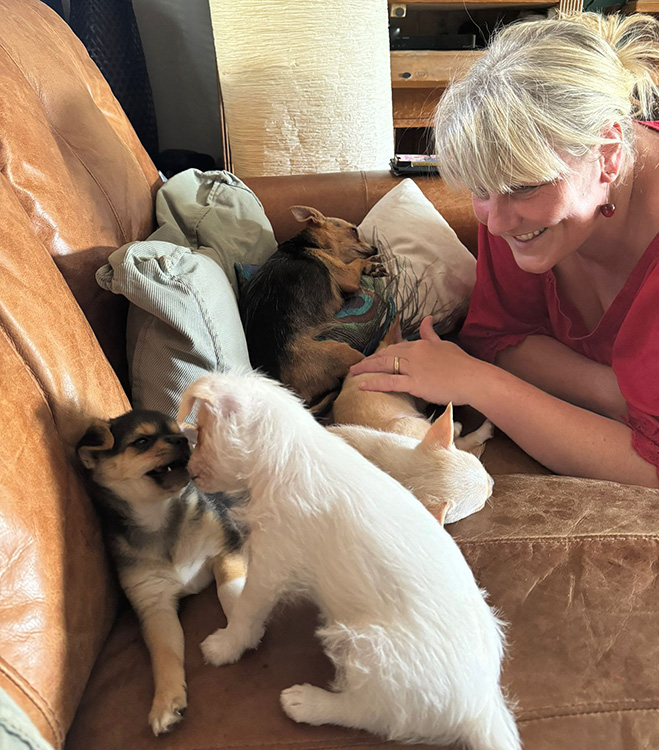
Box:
[350,12,659,487]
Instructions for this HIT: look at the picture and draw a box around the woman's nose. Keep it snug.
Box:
[472,194,516,237]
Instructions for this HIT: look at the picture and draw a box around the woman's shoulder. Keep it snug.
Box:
[619,245,659,336]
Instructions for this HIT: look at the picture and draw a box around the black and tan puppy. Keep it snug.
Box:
[76,410,246,736]
[239,205,386,410]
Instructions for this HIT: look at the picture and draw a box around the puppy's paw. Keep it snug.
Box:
[217,576,246,621]
[149,686,187,736]
[453,421,463,439]
[201,629,246,666]
[363,260,388,278]
[280,683,331,726]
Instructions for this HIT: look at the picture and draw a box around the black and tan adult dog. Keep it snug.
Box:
[239,205,386,410]
[76,410,246,736]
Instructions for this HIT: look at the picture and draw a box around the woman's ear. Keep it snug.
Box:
[599,122,624,184]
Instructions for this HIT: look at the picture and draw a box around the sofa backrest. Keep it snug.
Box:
[246,171,478,252]
[0,1,159,746]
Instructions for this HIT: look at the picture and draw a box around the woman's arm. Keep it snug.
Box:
[350,318,659,488]
[470,360,659,487]
[494,335,627,421]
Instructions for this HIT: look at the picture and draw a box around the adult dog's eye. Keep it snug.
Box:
[132,437,150,449]
[351,227,359,237]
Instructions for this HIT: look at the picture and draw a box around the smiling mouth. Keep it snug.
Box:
[513,227,546,242]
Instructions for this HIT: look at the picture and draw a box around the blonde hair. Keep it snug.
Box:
[434,12,659,196]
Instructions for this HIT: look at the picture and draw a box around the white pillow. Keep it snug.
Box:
[358,178,476,335]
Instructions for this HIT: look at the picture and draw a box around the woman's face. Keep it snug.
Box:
[471,155,608,274]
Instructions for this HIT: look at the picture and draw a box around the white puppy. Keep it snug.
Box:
[179,372,519,750]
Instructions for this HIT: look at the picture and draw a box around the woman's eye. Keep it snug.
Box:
[511,184,540,194]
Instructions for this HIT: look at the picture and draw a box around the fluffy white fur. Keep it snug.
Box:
[328,414,494,525]
[179,372,520,749]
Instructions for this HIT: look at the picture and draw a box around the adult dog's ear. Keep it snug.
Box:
[377,315,403,351]
[290,205,325,225]
[77,419,115,469]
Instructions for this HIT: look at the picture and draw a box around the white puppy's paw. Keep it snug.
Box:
[280,683,331,726]
[453,421,463,439]
[149,685,187,736]
[217,576,246,621]
[200,629,245,666]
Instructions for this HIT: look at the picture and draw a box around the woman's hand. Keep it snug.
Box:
[349,316,486,405]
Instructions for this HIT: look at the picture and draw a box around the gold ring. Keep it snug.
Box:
[393,356,400,375]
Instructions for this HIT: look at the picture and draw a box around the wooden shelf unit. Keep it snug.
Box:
[388,0,558,142]
[391,49,484,89]
[392,0,557,7]
[392,87,443,129]
[391,0,556,4]
[623,0,659,11]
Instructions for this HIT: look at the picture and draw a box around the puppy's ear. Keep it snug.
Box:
[179,380,242,424]
[178,379,214,422]
[178,393,198,425]
[199,394,241,423]
[290,205,324,225]
[420,403,454,450]
[377,315,403,351]
[77,419,115,469]
[178,421,198,445]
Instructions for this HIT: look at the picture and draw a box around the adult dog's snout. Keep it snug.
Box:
[359,244,379,258]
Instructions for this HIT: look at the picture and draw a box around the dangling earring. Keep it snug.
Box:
[600,203,616,218]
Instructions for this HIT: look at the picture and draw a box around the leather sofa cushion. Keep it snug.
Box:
[66,475,659,750]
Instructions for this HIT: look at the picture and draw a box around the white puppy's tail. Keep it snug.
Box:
[462,692,521,750]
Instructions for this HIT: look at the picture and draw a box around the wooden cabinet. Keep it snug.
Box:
[387,1,655,151]
[623,1,659,12]
[391,49,484,89]
[388,0,559,151]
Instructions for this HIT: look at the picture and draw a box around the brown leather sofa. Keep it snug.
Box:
[2,3,658,750]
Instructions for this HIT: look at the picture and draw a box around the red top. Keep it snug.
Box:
[460,121,659,470]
